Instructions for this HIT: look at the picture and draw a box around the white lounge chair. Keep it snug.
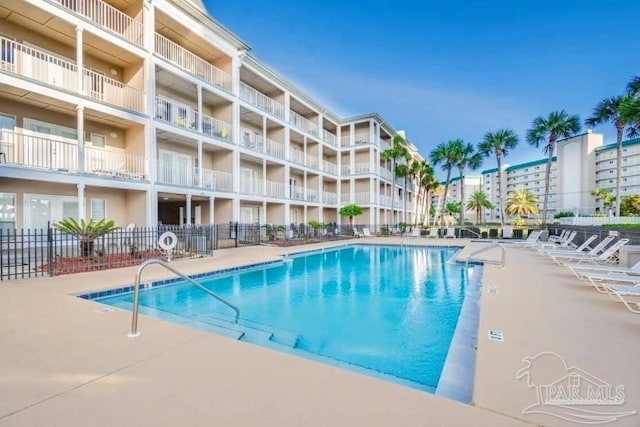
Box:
[410,228,421,238]
[536,231,577,252]
[577,271,640,293]
[353,228,364,238]
[603,284,640,314]
[566,260,640,279]
[509,230,542,247]
[427,228,439,238]
[538,234,597,255]
[548,230,569,244]
[362,228,372,237]
[550,238,629,265]
[444,227,456,239]
[546,235,614,258]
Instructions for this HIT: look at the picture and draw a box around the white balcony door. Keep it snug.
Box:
[240,167,257,194]
[240,206,261,224]
[22,42,66,87]
[24,118,77,170]
[159,150,192,186]
[24,194,78,229]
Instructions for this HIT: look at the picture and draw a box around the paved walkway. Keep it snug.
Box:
[0,238,637,425]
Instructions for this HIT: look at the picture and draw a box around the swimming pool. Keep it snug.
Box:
[94,244,474,393]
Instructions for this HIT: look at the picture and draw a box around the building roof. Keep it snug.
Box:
[595,137,640,152]
[481,167,499,174]
[506,157,556,171]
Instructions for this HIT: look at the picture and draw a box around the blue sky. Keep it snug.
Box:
[204,0,640,178]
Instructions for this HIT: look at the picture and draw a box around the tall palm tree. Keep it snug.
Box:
[505,189,539,217]
[430,139,463,224]
[395,151,413,224]
[410,160,433,226]
[585,96,636,217]
[628,75,640,96]
[591,188,615,213]
[478,129,519,226]
[454,142,482,225]
[431,184,445,226]
[382,135,409,225]
[526,110,581,224]
[467,190,493,224]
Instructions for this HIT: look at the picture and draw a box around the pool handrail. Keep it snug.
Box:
[465,243,506,270]
[128,258,240,337]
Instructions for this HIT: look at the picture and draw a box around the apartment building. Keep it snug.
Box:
[431,175,482,222]
[594,137,640,211]
[0,0,424,230]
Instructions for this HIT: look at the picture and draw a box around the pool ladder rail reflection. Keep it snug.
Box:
[128,258,240,337]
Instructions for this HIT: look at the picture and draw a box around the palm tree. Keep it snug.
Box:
[505,189,539,217]
[395,153,412,224]
[410,160,434,226]
[585,96,637,216]
[382,135,409,225]
[526,110,581,224]
[430,139,463,224]
[431,184,445,226]
[478,129,519,226]
[591,188,615,214]
[628,75,640,95]
[467,190,494,224]
[454,142,482,225]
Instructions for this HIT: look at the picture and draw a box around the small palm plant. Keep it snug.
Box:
[54,218,118,258]
[339,204,363,228]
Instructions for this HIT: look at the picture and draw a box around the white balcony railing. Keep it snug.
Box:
[290,147,304,165]
[322,191,337,204]
[240,178,264,196]
[354,192,371,204]
[289,185,305,200]
[306,188,320,202]
[266,180,286,198]
[380,195,392,207]
[155,96,198,131]
[0,130,78,172]
[289,110,319,137]
[353,133,371,145]
[239,82,284,119]
[85,146,146,180]
[209,170,233,191]
[155,33,232,92]
[379,139,391,151]
[306,153,319,169]
[379,168,393,181]
[340,135,350,148]
[340,193,350,204]
[322,129,337,147]
[265,138,285,160]
[322,160,338,175]
[239,128,264,152]
[83,68,144,112]
[156,160,233,191]
[51,0,143,46]
[202,114,233,143]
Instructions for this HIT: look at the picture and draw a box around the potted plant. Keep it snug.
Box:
[54,218,118,259]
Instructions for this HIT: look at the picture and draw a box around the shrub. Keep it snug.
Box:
[554,211,575,219]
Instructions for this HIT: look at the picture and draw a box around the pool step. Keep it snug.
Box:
[197,314,300,348]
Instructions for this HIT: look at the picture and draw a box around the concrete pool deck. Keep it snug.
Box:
[0,238,638,426]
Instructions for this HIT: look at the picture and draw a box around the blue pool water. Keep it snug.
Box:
[96,245,471,391]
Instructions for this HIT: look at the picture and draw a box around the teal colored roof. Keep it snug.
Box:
[481,167,499,174]
[595,137,640,152]
[506,157,556,171]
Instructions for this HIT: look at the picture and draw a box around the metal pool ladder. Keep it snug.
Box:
[465,243,506,270]
[128,258,240,337]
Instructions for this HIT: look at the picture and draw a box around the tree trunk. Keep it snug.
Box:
[615,123,624,217]
[439,168,452,225]
[424,189,431,226]
[390,159,396,225]
[458,166,465,225]
[414,183,423,226]
[403,174,408,225]
[542,138,556,225]
[496,155,505,226]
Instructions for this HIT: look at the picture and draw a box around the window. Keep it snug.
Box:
[90,198,106,221]
[0,34,15,69]
[0,192,16,230]
[90,133,106,148]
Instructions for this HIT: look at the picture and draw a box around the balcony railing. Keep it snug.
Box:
[322,160,338,175]
[379,168,393,181]
[379,139,391,151]
[290,147,304,165]
[156,160,233,191]
[85,146,146,180]
[155,33,232,92]
[306,153,319,169]
[354,192,371,204]
[306,188,319,202]
[322,129,337,147]
[342,163,372,175]
[155,96,197,131]
[323,191,337,204]
[266,180,285,198]
[340,193,350,204]
[51,0,143,46]
[0,130,78,172]
[239,128,264,152]
[353,133,371,145]
[289,110,319,137]
[202,114,233,143]
[380,195,392,207]
[265,138,285,160]
[82,68,144,112]
[0,37,144,112]
[239,82,284,119]
[240,178,264,196]
[289,185,305,200]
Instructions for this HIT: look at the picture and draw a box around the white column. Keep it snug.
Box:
[262,115,267,154]
[77,183,85,220]
[262,159,267,196]
[76,106,85,173]
[185,194,192,225]
[284,93,290,123]
[147,190,157,227]
[369,119,375,145]
[197,140,203,187]
[197,84,203,133]
[75,26,83,94]
[232,56,241,97]
[142,0,154,52]
[209,196,215,225]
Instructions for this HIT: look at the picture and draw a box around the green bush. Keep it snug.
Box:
[512,229,524,239]
[489,228,499,238]
[602,223,640,228]
[554,211,575,219]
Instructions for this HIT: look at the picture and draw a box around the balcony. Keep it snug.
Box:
[155,160,233,191]
[380,195,392,207]
[353,133,371,146]
[0,36,144,112]
[154,33,232,92]
[289,147,304,165]
[240,178,264,196]
[307,188,319,202]
[266,180,285,198]
[322,160,338,175]
[322,129,337,147]
[51,0,143,47]
[341,163,372,175]
[155,96,233,143]
[239,82,284,119]
[239,128,264,153]
[354,192,371,204]
[340,193,349,204]
[85,146,146,180]
[289,185,305,201]
[0,130,78,172]
[322,191,337,204]
[306,153,319,169]
[289,110,319,137]
[379,168,393,181]
[202,114,233,144]
[265,139,285,160]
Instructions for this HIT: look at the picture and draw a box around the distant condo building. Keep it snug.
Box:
[0,0,427,230]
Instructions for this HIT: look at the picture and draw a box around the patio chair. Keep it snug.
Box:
[410,228,421,238]
[538,234,597,255]
[545,235,614,258]
[444,227,456,239]
[551,238,629,266]
[566,260,640,279]
[576,271,640,293]
[353,227,364,238]
[603,284,640,314]
[548,230,569,244]
[362,228,372,238]
[536,231,577,252]
[508,230,542,247]
[427,228,439,238]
